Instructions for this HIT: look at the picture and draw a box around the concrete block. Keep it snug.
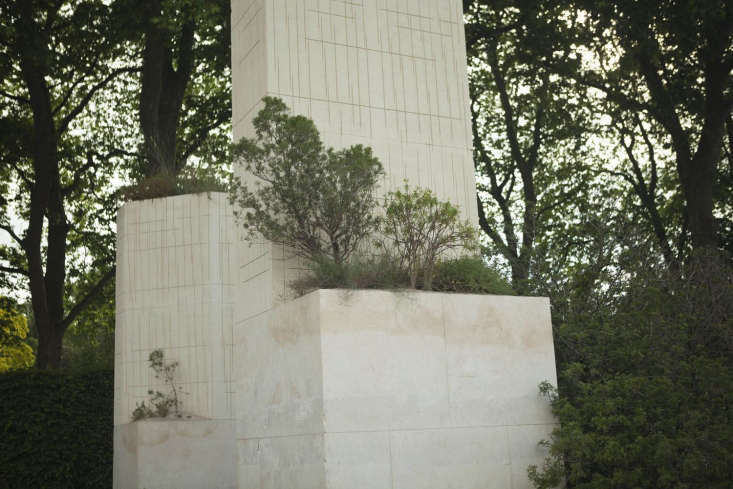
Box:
[236,290,557,489]
[114,419,237,489]
[115,2,558,487]
[114,193,237,426]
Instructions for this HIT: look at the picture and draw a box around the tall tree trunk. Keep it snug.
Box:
[17,1,69,369]
[632,12,732,253]
[8,0,128,368]
[681,62,730,250]
[139,0,196,175]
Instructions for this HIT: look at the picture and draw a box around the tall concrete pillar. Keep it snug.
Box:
[114,193,238,489]
[231,0,478,303]
[230,2,556,489]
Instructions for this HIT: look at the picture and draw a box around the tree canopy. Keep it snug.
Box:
[465,1,732,487]
[0,0,231,368]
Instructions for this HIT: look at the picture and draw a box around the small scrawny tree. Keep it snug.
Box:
[382,184,478,290]
[230,97,384,265]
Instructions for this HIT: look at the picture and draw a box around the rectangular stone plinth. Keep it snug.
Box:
[237,290,557,489]
[114,419,237,489]
[114,193,238,425]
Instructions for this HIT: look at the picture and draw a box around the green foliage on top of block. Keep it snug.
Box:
[230,97,384,265]
[121,164,229,201]
[381,184,479,290]
[290,254,410,296]
[431,257,514,295]
[291,254,511,297]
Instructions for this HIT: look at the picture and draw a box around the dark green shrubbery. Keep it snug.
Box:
[291,255,512,296]
[431,257,514,295]
[0,369,113,489]
[529,252,733,489]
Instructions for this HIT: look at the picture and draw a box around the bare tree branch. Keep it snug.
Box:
[614,118,677,266]
[476,195,515,260]
[59,267,115,332]
[488,44,527,170]
[0,89,30,105]
[0,265,28,277]
[7,159,33,187]
[61,148,134,196]
[0,223,24,246]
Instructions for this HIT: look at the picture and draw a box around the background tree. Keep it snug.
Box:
[0,0,133,368]
[465,0,598,293]
[464,2,733,486]
[115,0,231,179]
[556,0,733,253]
[0,0,232,368]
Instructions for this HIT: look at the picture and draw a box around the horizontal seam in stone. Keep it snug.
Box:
[237,422,557,441]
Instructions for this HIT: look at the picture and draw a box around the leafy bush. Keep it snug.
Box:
[431,257,514,295]
[0,369,113,489]
[529,251,733,489]
[230,97,383,265]
[381,184,478,289]
[0,297,34,372]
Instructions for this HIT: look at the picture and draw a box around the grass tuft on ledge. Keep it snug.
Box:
[290,255,513,297]
[121,169,227,202]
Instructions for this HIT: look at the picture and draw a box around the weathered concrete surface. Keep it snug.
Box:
[236,291,327,488]
[113,419,237,489]
[237,290,557,489]
[114,193,238,426]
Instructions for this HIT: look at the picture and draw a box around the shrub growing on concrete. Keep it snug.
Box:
[131,349,184,421]
[290,254,409,296]
[290,254,511,296]
[230,97,384,265]
[381,184,478,290]
[431,256,514,295]
[121,164,228,201]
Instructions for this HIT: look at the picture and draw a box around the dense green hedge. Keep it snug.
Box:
[0,369,113,489]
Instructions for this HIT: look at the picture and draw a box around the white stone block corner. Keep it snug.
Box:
[113,195,558,489]
[237,289,557,489]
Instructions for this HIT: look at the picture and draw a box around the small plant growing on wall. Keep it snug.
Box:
[381,183,478,290]
[131,349,184,421]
